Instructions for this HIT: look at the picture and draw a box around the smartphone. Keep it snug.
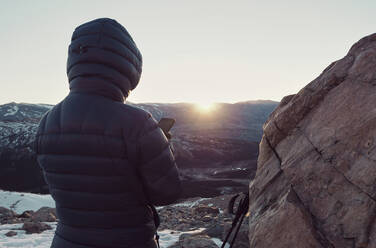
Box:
[158,118,175,133]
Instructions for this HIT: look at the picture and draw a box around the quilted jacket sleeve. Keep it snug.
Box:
[137,115,182,206]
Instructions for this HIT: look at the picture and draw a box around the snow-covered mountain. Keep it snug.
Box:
[0,101,278,197]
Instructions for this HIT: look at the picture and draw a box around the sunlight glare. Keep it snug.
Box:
[195,102,216,113]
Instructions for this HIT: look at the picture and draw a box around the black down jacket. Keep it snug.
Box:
[34,18,182,248]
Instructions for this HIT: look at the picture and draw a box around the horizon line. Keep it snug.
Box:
[0,99,280,106]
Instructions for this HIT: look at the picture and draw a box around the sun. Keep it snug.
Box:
[195,102,216,113]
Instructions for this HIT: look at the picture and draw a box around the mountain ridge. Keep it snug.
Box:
[0,100,278,198]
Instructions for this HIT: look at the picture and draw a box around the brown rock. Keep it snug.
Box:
[5,218,23,224]
[249,33,376,247]
[0,207,19,224]
[22,221,52,234]
[0,207,16,217]
[168,233,218,248]
[18,210,35,219]
[31,207,57,222]
[194,205,220,216]
[175,223,191,231]
[202,215,213,222]
[202,223,224,239]
[5,231,17,237]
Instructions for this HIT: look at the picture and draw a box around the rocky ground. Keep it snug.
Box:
[0,206,56,236]
[0,193,249,248]
[159,194,249,247]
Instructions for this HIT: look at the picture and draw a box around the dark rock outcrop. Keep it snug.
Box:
[21,221,52,234]
[249,34,376,247]
[5,231,17,237]
[0,206,57,225]
[30,207,57,222]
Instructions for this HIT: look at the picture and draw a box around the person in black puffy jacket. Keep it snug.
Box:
[34,18,182,248]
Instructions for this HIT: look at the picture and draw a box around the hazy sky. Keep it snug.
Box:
[1,0,375,105]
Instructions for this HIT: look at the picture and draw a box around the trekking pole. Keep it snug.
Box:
[149,204,161,248]
[221,192,249,248]
[155,232,160,248]
[230,208,247,247]
[221,194,241,248]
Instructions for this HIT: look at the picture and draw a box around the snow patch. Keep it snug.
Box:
[0,191,225,247]
[0,224,208,248]
[171,197,211,208]
[158,228,206,247]
[0,223,57,248]
[212,237,229,248]
[0,190,55,214]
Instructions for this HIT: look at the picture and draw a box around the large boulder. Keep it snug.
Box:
[21,221,52,234]
[249,33,376,248]
[31,207,57,222]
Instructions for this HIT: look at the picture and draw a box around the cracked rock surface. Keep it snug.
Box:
[249,33,376,248]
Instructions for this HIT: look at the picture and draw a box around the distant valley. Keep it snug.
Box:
[0,100,278,198]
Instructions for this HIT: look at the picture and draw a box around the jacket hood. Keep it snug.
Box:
[67,18,142,102]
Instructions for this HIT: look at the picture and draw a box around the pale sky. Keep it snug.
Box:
[0,0,375,105]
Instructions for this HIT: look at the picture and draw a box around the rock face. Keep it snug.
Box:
[0,101,277,197]
[249,34,376,247]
